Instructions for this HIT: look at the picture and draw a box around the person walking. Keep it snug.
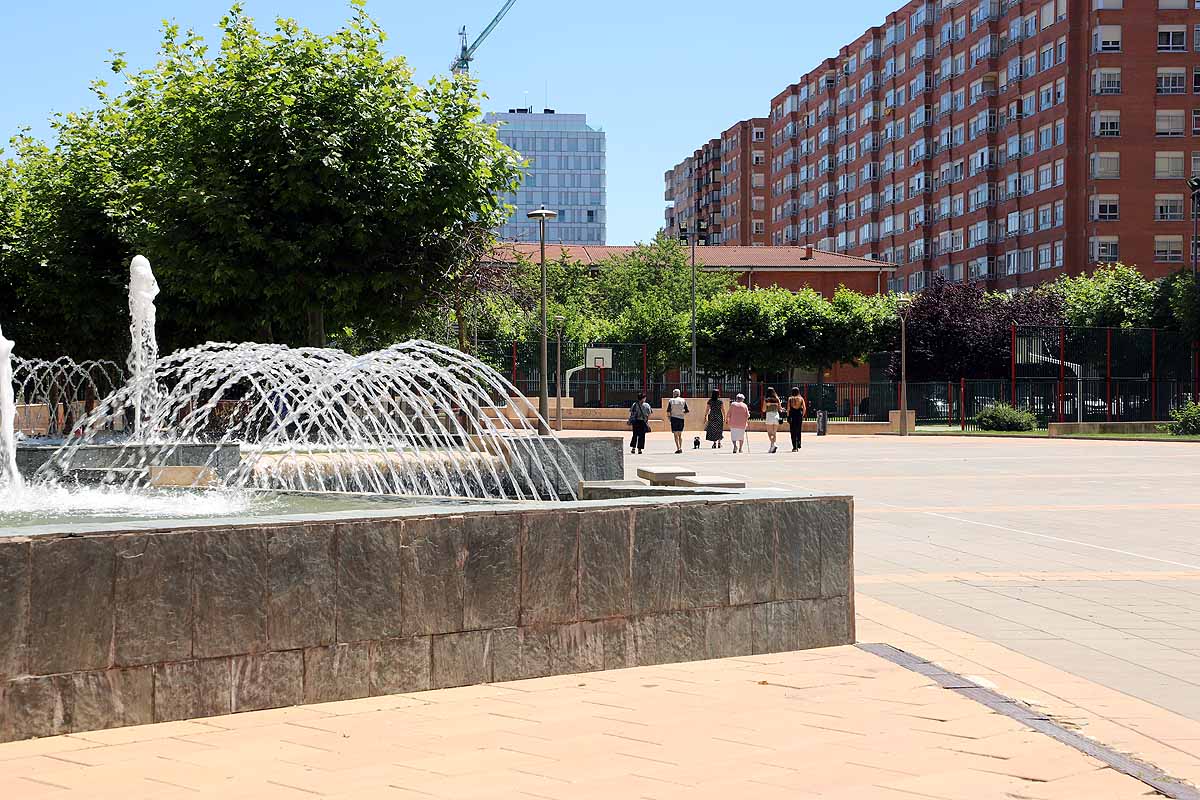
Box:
[786,387,807,452]
[628,392,652,455]
[703,390,725,449]
[666,388,689,454]
[764,387,782,453]
[728,393,750,453]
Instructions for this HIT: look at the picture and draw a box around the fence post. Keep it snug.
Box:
[960,378,966,430]
[1151,328,1158,421]
[1105,328,1113,423]
[849,383,856,421]
[1010,323,1016,407]
[642,344,648,396]
[1058,326,1065,424]
[511,342,518,387]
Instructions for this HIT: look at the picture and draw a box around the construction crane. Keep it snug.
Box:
[450,0,518,75]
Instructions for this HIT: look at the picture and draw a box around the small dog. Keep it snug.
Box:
[692,436,701,450]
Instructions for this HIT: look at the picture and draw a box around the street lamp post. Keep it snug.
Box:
[896,295,913,437]
[1188,177,1200,279]
[527,205,558,435]
[554,314,565,432]
[680,212,705,398]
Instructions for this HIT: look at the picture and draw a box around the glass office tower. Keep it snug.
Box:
[485,108,606,244]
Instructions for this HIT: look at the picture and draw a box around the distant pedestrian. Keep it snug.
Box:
[704,390,725,449]
[628,392,652,455]
[764,387,782,453]
[786,387,807,451]
[666,389,689,454]
[728,393,750,453]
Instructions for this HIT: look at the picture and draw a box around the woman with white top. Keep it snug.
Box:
[666,389,689,454]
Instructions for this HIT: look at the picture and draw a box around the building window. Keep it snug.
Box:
[1159,26,1187,53]
[1091,237,1120,262]
[1158,68,1187,95]
[1156,151,1186,179]
[1095,68,1121,95]
[1155,235,1184,262]
[1094,25,1121,52]
[1093,111,1120,137]
[1091,152,1120,179]
[1157,110,1186,137]
[1156,194,1185,221]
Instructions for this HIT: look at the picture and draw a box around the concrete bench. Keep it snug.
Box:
[674,475,747,489]
[636,466,697,486]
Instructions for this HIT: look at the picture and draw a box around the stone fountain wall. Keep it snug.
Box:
[0,493,853,742]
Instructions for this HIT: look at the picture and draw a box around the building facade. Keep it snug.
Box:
[486,108,606,244]
[664,119,770,247]
[669,0,1200,292]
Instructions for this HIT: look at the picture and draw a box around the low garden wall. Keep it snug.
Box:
[1047,421,1168,437]
[0,491,853,742]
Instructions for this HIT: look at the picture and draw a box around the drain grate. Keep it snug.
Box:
[857,642,1200,800]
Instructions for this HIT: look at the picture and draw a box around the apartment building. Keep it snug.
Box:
[670,0,1200,292]
[664,119,770,246]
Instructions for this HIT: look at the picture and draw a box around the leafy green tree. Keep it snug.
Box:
[1051,263,1159,329]
[0,124,129,361]
[2,2,520,354]
[1163,271,1200,342]
[697,287,796,376]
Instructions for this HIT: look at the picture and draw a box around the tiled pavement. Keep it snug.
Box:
[604,432,1200,723]
[0,645,1164,799]
[3,431,1198,796]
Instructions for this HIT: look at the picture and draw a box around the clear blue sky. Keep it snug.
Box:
[1,0,899,244]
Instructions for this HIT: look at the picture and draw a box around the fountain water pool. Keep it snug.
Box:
[2,257,590,533]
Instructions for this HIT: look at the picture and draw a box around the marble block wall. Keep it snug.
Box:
[0,494,853,742]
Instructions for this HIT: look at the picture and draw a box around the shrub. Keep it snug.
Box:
[1164,401,1200,436]
[976,403,1037,432]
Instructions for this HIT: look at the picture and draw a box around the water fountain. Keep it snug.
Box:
[0,323,21,490]
[0,256,850,746]
[1,256,594,530]
[127,254,159,438]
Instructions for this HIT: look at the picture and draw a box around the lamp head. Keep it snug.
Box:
[527,205,558,221]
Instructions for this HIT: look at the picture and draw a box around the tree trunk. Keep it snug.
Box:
[306,307,326,348]
[455,298,468,353]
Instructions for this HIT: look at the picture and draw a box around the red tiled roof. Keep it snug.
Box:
[487,243,895,271]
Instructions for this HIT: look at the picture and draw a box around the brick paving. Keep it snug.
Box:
[603,431,1200,723]
[0,647,1159,799]
[3,430,1198,796]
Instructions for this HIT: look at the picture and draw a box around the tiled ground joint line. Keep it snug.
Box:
[858,642,1200,800]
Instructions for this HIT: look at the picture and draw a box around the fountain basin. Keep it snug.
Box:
[0,489,854,742]
[16,442,242,478]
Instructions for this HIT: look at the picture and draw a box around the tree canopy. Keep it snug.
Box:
[0,1,519,357]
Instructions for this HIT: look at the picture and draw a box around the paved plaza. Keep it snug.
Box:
[0,647,1166,799]
[3,431,1199,797]
[606,432,1200,724]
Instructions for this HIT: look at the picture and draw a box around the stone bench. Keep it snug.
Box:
[674,475,747,489]
[636,466,697,486]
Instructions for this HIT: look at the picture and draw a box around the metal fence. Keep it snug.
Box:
[1014,326,1199,424]
[469,327,1200,425]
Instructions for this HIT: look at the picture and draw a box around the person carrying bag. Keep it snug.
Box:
[628,392,652,455]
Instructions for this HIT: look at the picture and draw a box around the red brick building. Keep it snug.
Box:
[487,244,895,298]
[664,119,770,247]
[669,0,1200,293]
